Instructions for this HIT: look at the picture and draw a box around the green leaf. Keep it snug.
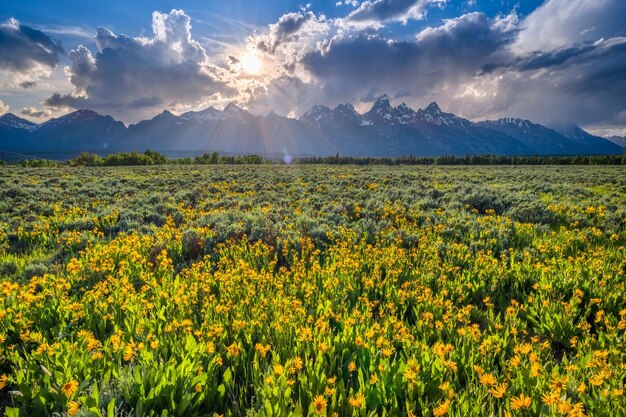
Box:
[107,399,116,417]
[4,407,20,417]
[223,368,232,384]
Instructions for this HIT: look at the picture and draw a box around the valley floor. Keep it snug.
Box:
[0,165,625,416]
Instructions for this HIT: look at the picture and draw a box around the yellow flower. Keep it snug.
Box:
[293,356,303,370]
[0,374,8,390]
[255,343,270,358]
[273,364,284,376]
[195,383,202,393]
[511,394,532,410]
[433,399,450,416]
[312,395,327,414]
[369,373,379,385]
[489,383,507,399]
[348,361,357,372]
[68,400,79,416]
[510,355,521,368]
[226,343,240,357]
[541,391,559,406]
[61,380,79,398]
[479,373,496,386]
[349,392,365,408]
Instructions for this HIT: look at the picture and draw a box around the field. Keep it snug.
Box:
[0,165,625,417]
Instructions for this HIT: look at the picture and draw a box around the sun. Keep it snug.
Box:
[240,52,262,75]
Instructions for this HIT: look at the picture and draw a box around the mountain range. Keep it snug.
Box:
[0,95,622,158]
[607,136,626,148]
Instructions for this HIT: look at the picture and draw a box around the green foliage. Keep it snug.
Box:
[0,165,624,416]
[68,150,169,167]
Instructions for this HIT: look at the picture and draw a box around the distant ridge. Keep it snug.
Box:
[1,97,622,157]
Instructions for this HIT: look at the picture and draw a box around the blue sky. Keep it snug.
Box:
[1,0,625,135]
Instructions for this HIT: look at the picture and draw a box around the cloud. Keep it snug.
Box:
[20,106,52,118]
[256,12,315,53]
[45,9,235,121]
[346,0,446,26]
[299,12,516,104]
[463,37,626,126]
[0,100,8,115]
[247,1,625,131]
[0,18,63,79]
[19,80,37,89]
[253,11,330,56]
[482,37,626,74]
[455,0,626,128]
[514,0,626,53]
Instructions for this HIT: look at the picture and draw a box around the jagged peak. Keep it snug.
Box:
[372,94,391,109]
[395,102,416,114]
[155,109,174,118]
[301,105,332,119]
[224,102,247,114]
[334,103,359,117]
[335,103,356,111]
[310,104,331,111]
[180,106,226,122]
[197,106,220,113]
[424,102,442,113]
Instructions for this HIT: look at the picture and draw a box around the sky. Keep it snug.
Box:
[0,0,625,136]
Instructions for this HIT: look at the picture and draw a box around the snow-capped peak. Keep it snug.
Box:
[417,102,467,127]
[424,102,442,114]
[301,105,332,126]
[371,95,392,112]
[154,110,175,120]
[486,118,535,132]
[394,103,416,124]
[0,113,39,131]
[40,109,100,128]
[180,106,225,122]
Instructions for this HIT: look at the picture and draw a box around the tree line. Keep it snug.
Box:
[297,153,626,165]
[1,149,625,167]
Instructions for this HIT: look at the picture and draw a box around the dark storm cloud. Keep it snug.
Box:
[0,18,63,72]
[301,12,515,100]
[473,38,626,127]
[482,38,626,74]
[45,10,235,120]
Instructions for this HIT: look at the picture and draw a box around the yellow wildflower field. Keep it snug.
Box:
[0,165,624,416]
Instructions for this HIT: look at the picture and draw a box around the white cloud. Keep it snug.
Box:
[346,0,446,27]
[20,106,52,118]
[0,99,9,115]
[514,0,626,53]
[45,9,235,122]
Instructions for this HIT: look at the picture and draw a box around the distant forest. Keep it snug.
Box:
[1,149,625,167]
